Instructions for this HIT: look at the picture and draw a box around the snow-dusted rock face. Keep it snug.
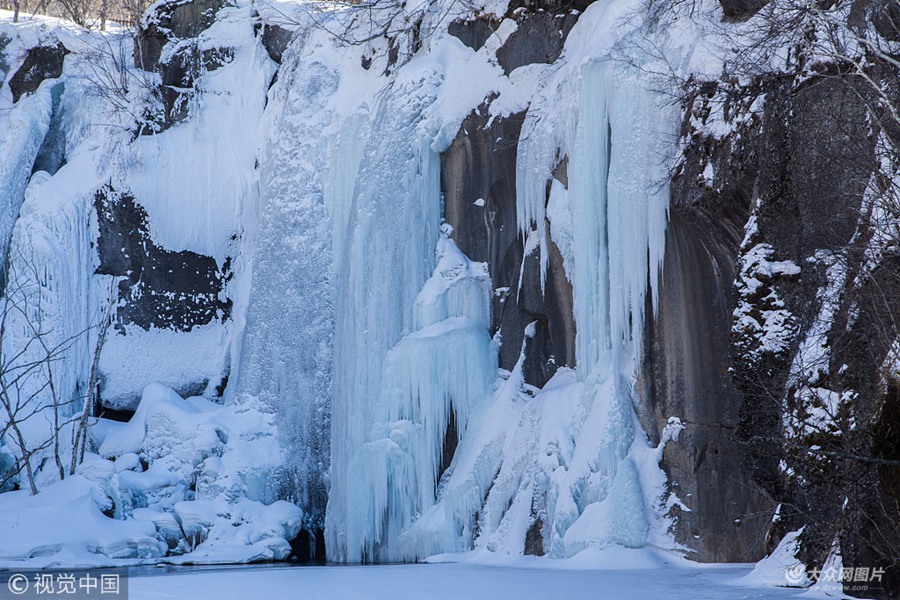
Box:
[718,0,766,19]
[1,0,899,595]
[7,41,67,102]
[648,1,900,585]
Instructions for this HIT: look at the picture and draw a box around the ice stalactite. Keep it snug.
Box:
[341,232,496,562]
[520,61,669,376]
[0,88,52,278]
[535,59,674,556]
[3,158,110,472]
[536,60,674,555]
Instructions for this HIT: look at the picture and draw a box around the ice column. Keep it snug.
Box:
[231,114,333,520]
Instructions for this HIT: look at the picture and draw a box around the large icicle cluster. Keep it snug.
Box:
[321,75,444,561]
[416,0,680,558]
[252,2,505,562]
[341,234,496,562]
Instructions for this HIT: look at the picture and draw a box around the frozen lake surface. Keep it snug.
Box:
[125,560,814,600]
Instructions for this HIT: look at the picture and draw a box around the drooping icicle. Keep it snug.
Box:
[550,59,674,556]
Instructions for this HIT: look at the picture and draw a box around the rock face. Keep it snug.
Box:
[638,203,774,562]
[133,0,231,133]
[94,185,231,332]
[134,0,227,71]
[664,52,899,591]
[8,42,67,103]
[443,11,578,388]
[736,75,899,591]
[719,0,768,19]
[260,23,293,64]
[495,11,577,74]
[635,75,774,562]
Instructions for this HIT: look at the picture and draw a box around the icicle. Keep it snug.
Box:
[344,316,496,562]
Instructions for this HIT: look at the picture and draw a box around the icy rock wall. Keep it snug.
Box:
[0,89,51,276]
[1,0,693,566]
[241,0,507,560]
[282,0,680,561]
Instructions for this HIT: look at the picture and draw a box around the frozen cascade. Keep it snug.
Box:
[342,231,496,562]
[229,58,337,520]
[532,59,674,554]
[0,89,52,277]
[3,161,111,470]
[325,78,445,562]
[0,0,685,565]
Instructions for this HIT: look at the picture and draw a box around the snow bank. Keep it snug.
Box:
[0,475,163,564]
[0,383,302,567]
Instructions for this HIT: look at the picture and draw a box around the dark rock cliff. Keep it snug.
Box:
[443,9,578,389]
[8,42,67,103]
[657,6,900,589]
[94,185,232,334]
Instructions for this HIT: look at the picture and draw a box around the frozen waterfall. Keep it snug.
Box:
[324,73,497,562]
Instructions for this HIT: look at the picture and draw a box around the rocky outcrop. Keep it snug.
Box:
[719,0,768,19]
[8,42,67,103]
[662,45,899,592]
[94,185,232,333]
[495,11,577,74]
[133,0,232,134]
[134,0,228,71]
[259,23,293,64]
